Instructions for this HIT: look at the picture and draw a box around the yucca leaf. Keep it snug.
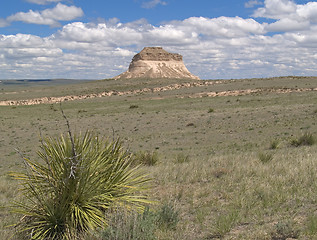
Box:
[10,130,152,239]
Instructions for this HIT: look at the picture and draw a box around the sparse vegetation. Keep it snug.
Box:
[212,209,240,238]
[129,104,139,109]
[305,214,317,236]
[269,139,280,150]
[208,108,214,113]
[270,221,300,240]
[174,153,190,164]
[100,207,157,240]
[1,77,317,239]
[290,132,315,147]
[133,151,159,166]
[258,151,274,163]
[156,202,179,231]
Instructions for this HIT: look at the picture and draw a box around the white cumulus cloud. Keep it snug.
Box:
[245,0,263,8]
[253,0,297,19]
[7,3,83,27]
[2,0,317,79]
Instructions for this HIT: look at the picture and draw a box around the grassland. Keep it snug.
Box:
[1,76,317,239]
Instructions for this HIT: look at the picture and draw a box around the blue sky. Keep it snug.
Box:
[1,0,317,79]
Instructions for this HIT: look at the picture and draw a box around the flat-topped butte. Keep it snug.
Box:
[115,47,200,80]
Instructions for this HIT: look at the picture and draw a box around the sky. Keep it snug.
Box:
[1,0,317,80]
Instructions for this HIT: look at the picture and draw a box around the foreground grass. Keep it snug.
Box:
[1,77,317,239]
[149,146,317,239]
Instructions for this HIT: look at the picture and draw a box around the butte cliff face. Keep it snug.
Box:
[114,47,200,80]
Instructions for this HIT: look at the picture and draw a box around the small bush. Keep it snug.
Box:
[208,108,214,113]
[101,207,157,240]
[271,221,299,240]
[212,167,228,178]
[258,152,274,163]
[213,210,239,238]
[133,151,159,166]
[129,105,139,109]
[305,214,317,236]
[290,132,315,147]
[269,139,280,150]
[174,153,190,164]
[156,202,179,230]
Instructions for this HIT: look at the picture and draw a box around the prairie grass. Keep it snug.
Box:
[269,139,280,150]
[258,151,274,163]
[100,207,157,240]
[150,146,317,239]
[305,214,317,236]
[1,77,317,239]
[290,132,315,147]
[133,151,159,166]
[174,153,190,164]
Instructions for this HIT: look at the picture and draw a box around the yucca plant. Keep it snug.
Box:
[10,130,152,239]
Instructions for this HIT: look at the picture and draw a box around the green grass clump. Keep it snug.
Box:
[290,132,315,147]
[305,215,317,236]
[101,207,157,240]
[10,131,151,240]
[258,152,274,163]
[129,104,139,109]
[156,202,179,230]
[270,221,300,240]
[174,153,190,164]
[100,202,179,240]
[133,151,159,166]
[208,108,214,113]
[269,139,280,150]
[212,209,239,238]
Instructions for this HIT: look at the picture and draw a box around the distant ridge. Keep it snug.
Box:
[115,47,200,80]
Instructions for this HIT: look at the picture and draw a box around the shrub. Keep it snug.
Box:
[129,105,139,109]
[305,214,317,236]
[258,152,274,163]
[133,151,159,166]
[156,202,179,230]
[174,153,190,164]
[10,131,151,240]
[101,207,157,240]
[269,139,280,150]
[212,167,228,178]
[208,108,214,113]
[271,221,299,240]
[213,209,239,238]
[290,132,315,147]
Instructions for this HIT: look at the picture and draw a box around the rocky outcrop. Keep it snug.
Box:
[114,47,200,80]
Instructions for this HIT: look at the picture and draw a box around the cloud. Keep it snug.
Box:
[266,18,309,32]
[41,3,84,21]
[26,0,61,4]
[53,22,143,47]
[141,0,167,9]
[297,2,317,23]
[2,1,317,79]
[182,16,266,38]
[0,34,54,48]
[0,19,9,27]
[253,0,317,32]
[245,0,263,8]
[7,3,83,27]
[253,0,297,19]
